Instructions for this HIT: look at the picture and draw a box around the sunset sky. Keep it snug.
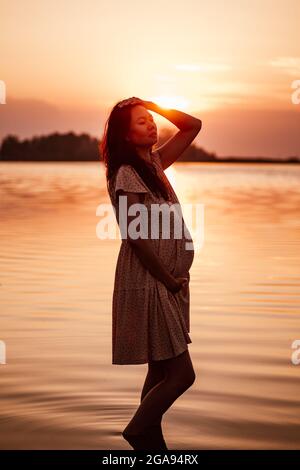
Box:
[1,0,299,158]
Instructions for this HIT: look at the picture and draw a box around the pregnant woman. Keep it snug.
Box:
[100,97,202,450]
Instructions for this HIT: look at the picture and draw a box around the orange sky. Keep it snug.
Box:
[0,0,299,158]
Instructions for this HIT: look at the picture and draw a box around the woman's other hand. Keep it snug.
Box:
[167,276,188,294]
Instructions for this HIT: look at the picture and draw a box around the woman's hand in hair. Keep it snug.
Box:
[140,100,156,110]
[117,97,143,108]
[117,97,156,111]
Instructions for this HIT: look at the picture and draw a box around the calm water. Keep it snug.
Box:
[0,161,300,449]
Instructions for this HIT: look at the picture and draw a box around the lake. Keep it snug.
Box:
[0,161,300,449]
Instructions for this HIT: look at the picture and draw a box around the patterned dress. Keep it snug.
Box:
[108,151,194,364]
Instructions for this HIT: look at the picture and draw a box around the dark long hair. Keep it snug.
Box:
[99,101,171,201]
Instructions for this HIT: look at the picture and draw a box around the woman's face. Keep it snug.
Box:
[126,105,157,147]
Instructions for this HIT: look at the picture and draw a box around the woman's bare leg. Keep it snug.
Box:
[122,348,195,444]
[140,359,166,426]
[139,359,168,449]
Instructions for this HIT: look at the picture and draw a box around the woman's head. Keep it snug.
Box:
[124,104,157,149]
[100,100,157,169]
[100,99,171,200]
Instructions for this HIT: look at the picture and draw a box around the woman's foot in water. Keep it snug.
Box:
[147,424,168,450]
[122,424,168,450]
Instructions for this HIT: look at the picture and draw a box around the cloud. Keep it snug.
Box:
[175,62,232,72]
[154,74,176,82]
[269,57,300,76]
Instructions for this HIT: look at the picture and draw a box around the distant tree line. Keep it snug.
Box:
[0,132,99,161]
[0,130,217,162]
[0,130,298,163]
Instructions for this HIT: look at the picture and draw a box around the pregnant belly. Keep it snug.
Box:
[172,236,194,278]
[181,220,194,272]
[182,241,194,274]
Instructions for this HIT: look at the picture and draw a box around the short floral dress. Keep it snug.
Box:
[108,151,194,364]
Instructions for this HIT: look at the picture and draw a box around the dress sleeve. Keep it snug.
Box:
[115,165,149,195]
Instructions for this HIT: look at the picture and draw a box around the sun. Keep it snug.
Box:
[151,95,189,110]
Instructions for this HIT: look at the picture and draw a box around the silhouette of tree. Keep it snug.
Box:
[0,132,99,161]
